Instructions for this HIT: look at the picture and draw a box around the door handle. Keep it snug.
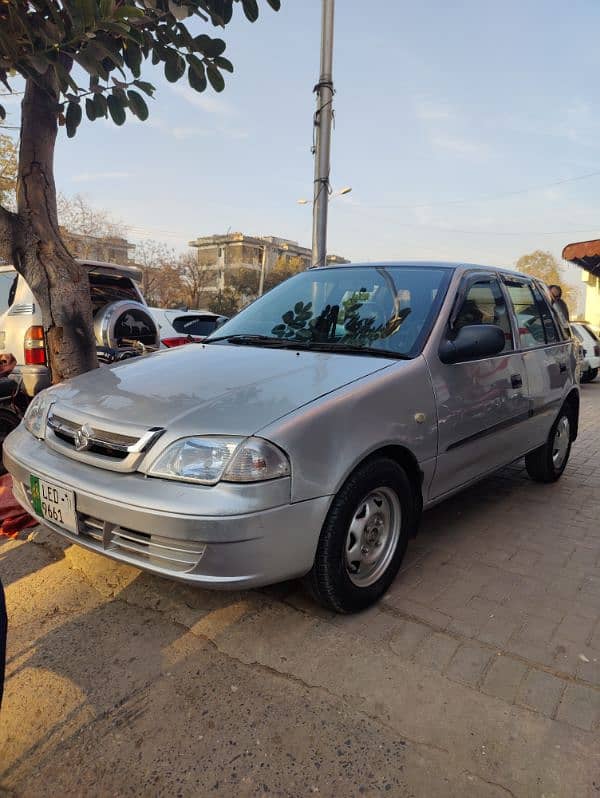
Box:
[511,374,523,389]
[559,363,567,373]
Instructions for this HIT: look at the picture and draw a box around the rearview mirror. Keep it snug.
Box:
[439,324,505,365]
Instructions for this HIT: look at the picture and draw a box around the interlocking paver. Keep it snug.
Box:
[412,632,459,671]
[388,618,432,658]
[379,388,600,720]
[445,642,492,687]
[481,655,528,703]
[556,684,600,731]
[517,670,565,717]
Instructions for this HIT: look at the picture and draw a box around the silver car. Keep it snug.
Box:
[5,262,579,612]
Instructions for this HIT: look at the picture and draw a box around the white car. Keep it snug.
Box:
[0,261,158,397]
[150,308,228,348]
[571,322,600,383]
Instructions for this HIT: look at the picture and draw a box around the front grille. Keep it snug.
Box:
[80,516,207,574]
[45,409,164,472]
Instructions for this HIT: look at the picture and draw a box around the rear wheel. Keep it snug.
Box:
[307,458,418,613]
[582,367,598,383]
[525,406,573,483]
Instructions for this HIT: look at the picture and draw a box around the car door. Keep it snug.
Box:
[501,276,574,447]
[429,272,531,499]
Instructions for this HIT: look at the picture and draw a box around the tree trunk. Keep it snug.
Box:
[10,70,98,382]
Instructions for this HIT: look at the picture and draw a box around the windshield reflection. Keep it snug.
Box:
[207,266,451,357]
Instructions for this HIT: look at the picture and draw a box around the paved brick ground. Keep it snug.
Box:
[321,381,600,731]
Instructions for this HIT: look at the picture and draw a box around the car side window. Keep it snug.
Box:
[0,272,17,311]
[453,278,513,351]
[530,283,560,343]
[503,280,547,348]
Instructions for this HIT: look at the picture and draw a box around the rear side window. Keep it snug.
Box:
[0,272,17,311]
[454,278,513,351]
[583,324,599,342]
[530,283,560,343]
[172,316,219,337]
[89,273,139,313]
[504,280,548,348]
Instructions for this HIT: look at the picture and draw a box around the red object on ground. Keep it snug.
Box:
[0,474,36,539]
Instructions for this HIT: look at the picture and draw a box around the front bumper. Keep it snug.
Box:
[5,426,331,588]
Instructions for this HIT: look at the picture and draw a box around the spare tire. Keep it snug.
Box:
[94,301,159,349]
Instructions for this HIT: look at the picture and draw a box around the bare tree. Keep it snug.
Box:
[178,250,216,308]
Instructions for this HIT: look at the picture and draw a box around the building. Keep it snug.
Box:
[62,231,135,264]
[562,239,600,332]
[188,232,349,293]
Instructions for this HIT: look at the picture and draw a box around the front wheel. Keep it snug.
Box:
[306,458,418,613]
[525,406,573,483]
[582,367,598,383]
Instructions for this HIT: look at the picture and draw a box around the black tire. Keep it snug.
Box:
[584,367,598,383]
[525,405,574,483]
[306,458,419,614]
[0,408,20,477]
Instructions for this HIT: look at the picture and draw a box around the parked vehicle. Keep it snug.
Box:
[150,308,228,348]
[571,322,600,383]
[5,262,579,613]
[0,260,159,398]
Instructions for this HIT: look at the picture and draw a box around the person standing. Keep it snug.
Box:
[549,284,570,323]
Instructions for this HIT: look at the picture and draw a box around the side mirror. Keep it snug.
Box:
[214,316,228,330]
[439,324,506,365]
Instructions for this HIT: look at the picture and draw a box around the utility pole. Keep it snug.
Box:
[311,0,335,268]
[258,242,268,297]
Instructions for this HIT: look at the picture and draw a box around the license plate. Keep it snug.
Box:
[30,475,77,534]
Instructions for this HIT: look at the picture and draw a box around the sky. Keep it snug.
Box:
[4,0,600,295]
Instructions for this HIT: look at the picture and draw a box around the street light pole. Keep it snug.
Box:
[311,0,335,269]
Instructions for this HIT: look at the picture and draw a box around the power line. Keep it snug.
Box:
[351,169,600,210]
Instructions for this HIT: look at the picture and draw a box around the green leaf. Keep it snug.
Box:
[164,50,186,83]
[0,105,5,122]
[206,64,225,93]
[193,35,226,58]
[85,97,96,121]
[107,93,126,125]
[127,90,149,121]
[266,0,281,9]
[65,101,82,138]
[133,80,155,97]
[214,56,233,73]
[113,4,146,20]
[92,91,108,117]
[242,0,259,22]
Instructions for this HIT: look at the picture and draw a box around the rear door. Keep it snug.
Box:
[501,276,574,447]
[430,272,531,498]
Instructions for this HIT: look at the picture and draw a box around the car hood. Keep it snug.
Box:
[51,344,396,435]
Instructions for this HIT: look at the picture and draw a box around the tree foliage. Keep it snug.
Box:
[0,0,281,382]
[0,134,17,207]
[516,250,577,310]
[0,0,281,130]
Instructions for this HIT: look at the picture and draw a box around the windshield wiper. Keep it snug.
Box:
[204,334,290,346]
[205,335,411,359]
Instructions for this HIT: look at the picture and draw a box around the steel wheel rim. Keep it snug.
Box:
[344,487,401,588]
[552,416,570,469]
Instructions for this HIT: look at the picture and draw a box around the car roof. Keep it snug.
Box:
[321,260,536,281]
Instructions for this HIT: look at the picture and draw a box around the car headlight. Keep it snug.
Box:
[23,391,54,440]
[148,436,290,485]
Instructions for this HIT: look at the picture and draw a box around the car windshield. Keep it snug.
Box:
[207,265,451,357]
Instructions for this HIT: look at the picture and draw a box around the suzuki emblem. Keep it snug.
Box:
[74,423,93,452]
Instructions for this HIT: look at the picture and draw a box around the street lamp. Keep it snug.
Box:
[297,187,352,205]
